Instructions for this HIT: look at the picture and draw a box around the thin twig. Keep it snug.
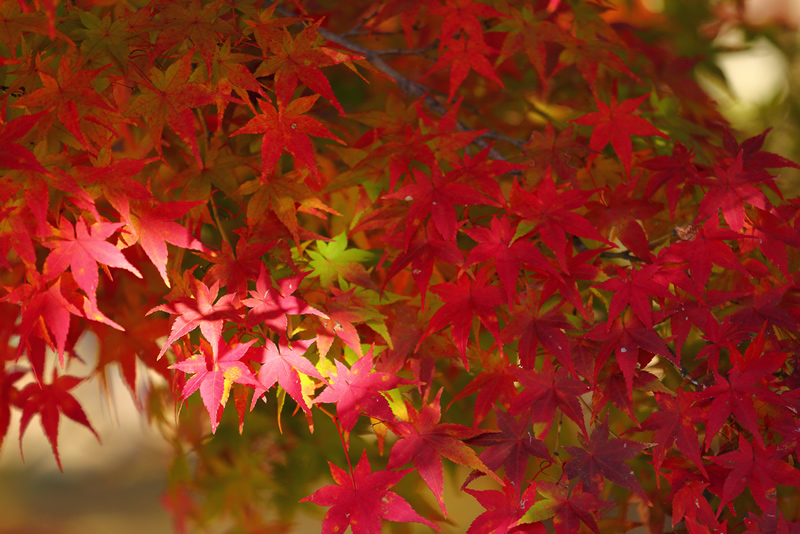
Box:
[276,5,510,161]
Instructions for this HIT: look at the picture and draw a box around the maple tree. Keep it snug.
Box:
[2,0,800,533]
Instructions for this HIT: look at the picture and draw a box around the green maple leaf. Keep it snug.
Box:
[307,233,376,290]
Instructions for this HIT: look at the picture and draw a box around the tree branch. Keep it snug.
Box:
[276,5,510,161]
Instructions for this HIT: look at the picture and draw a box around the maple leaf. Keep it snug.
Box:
[242,266,326,334]
[429,0,505,45]
[230,94,345,184]
[464,481,545,534]
[522,124,589,187]
[692,326,787,451]
[249,337,322,414]
[126,49,215,167]
[719,127,800,185]
[465,409,550,490]
[659,216,751,296]
[638,391,708,484]
[564,419,649,503]
[503,291,575,373]
[148,279,240,360]
[382,219,463,310]
[0,110,49,174]
[123,200,205,288]
[12,55,122,155]
[584,177,662,261]
[3,274,82,367]
[509,360,589,439]
[584,313,673,400]
[386,390,500,516]
[307,233,377,290]
[592,367,659,426]
[668,480,721,533]
[0,364,25,452]
[18,370,99,471]
[744,206,800,277]
[301,450,439,533]
[642,142,699,218]
[170,338,260,433]
[150,0,234,77]
[536,246,601,323]
[254,18,361,114]
[708,435,800,514]
[424,35,504,102]
[418,267,505,369]
[448,349,518,427]
[383,167,495,246]
[595,264,674,331]
[573,93,668,175]
[312,349,411,432]
[199,239,272,299]
[693,150,775,232]
[509,170,614,272]
[522,475,610,534]
[240,171,341,244]
[464,216,561,307]
[43,216,142,304]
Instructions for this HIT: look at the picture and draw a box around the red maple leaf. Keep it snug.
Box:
[382,219,463,310]
[509,360,589,439]
[149,279,240,360]
[301,450,439,533]
[230,94,345,185]
[692,326,787,450]
[125,200,205,288]
[149,0,234,77]
[638,391,708,484]
[584,313,673,400]
[249,337,322,415]
[418,267,505,369]
[0,110,49,174]
[3,274,82,367]
[126,49,215,167]
[12,55,120,155]
[524,475,610,534]
[254,18,361,114]
[572,93,668,175]
[242,266,327,334]
[642,142,699,218]
[692,151,772,232]
[18,370,99,471]
[509,170,614,272]
[170,338,259,433]
[465,409,550,489]
[564,419,649,503]
[0,364,25,452]
[708,435,800,514]
[503,291,575,372]
[659,216,752,296]
[42,216,143,304]
[464,480,545,534]
[312,348,411,432]
[594,264,674,331]
[424,35,503,102]
[669,480,721,533]
[464,216,561,307]
[386,390,500,516]
[448,349,518,427]
[383,167,495,245]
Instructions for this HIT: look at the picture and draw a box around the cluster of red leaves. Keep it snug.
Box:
[2,0,800,533]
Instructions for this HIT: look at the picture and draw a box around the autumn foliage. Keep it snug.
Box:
[3,0,800,532]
